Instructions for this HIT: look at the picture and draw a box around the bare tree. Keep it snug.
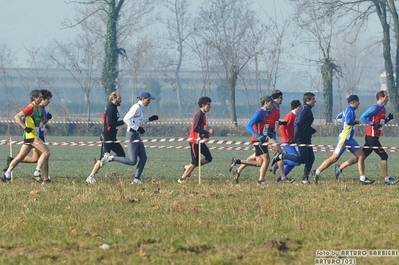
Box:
[189,36,214,103]
[324,0,399,119]
[196,0,266,125]
[260,6,292,96]
[334,36,381,111]
[125,37,154,103]
[50,34,101,124]
[64,0,157,102]
[0,44,15,127]
[0,45,72,122]
[288,0,344,123]
[159,0,196,117]
[23,47,72,119]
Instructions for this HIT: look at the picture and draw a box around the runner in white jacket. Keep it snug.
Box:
[122,92,158,184]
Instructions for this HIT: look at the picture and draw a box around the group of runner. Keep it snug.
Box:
[2,89,398,186]
[226,90,398,185]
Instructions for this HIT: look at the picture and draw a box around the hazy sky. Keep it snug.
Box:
[0,0,77,65]
[0,0,294,67]
[0,0,380,69]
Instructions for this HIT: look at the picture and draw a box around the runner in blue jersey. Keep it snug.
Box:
[313,95,374,185]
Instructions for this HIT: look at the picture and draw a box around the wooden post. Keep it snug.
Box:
[198,138,201,184]
[9,137,13,182]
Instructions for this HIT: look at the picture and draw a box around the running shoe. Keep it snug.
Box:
[360,177,375,185]
[86,175,96,184]
[384,176,399,185]
[335,164,342,179]
[100,153,110,168]
[132,178,143,184]
[229,157,238,172]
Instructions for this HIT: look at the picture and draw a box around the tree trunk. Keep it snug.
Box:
[227,65,239,126]
[375,3,398,117]
[101,0,124,102]
[175,42,183,117]
[321,58,333,123]
[387,0,399,119]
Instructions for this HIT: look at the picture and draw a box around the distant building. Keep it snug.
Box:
[0,67,381,121]
[380,71,387,91]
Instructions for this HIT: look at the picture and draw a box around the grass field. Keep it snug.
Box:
[1,135,399,264]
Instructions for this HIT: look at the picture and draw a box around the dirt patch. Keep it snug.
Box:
[263,238,302,252]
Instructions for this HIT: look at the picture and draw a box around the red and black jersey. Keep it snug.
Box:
[188,110,207,143]
[364,104,385,138]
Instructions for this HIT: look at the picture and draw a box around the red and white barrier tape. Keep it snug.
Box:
[1,119,398,126]
[0,120,246,125]
[1,138,398,152]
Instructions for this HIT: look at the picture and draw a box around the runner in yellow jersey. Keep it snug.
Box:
[2,89,51,183]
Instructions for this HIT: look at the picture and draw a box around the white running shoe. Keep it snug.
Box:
[100,153,110,168]
[86,175,96,184]
[131,178,143,184]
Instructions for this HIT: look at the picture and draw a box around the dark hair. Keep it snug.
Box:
[376,90,387,100]
[271,90,283,99]
[198,96,212,108]
[30,89,41,101]
[40,89,53,100]
[291,100,301,110]
[303,92,315,104]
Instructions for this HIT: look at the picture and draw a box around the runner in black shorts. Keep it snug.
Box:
[335,90,398,185]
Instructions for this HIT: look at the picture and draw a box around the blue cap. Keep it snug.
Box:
[347,94,359,103]
[138,92,155,100]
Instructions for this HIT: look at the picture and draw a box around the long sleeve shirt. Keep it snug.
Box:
[123,100,149,132]
[360,102,390,138]
[337,105,357,142]
[294,104,315,144]
[103,101,125,140]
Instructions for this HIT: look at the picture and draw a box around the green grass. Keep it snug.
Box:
[1,135,399,264]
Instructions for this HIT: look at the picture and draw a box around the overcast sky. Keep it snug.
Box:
[0,0,295,66]
[0,0,77,65]
[0,0,381,69]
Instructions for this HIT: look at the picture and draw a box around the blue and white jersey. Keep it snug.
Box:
[337,105,358,147]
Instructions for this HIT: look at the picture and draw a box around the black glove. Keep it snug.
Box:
[387,113,394,121]
[137,127,145,134]
[47,113,52,120]
[278,121,287,126]
[373,123,383,129]
[148,115,159,121]
[266,127,275,138]
[24,127,33,133]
